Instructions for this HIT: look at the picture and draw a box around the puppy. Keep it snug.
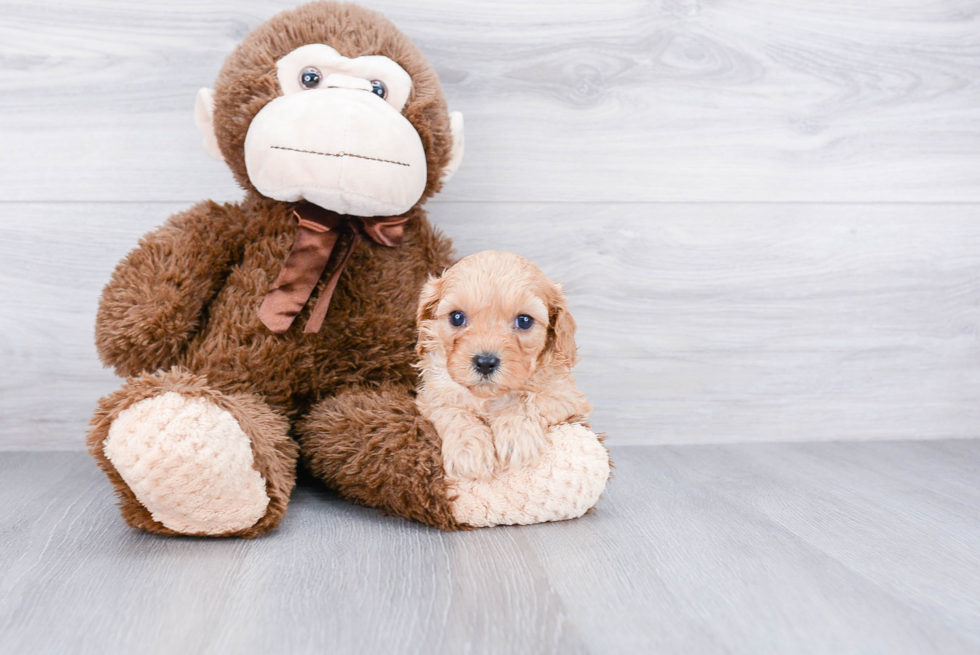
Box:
[415,251,592,481]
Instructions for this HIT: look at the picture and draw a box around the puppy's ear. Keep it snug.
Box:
[416,274,447,359]
[545,283,578,364]
[417,274,446,325]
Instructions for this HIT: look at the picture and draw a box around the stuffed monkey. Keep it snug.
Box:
[87,1,609,537]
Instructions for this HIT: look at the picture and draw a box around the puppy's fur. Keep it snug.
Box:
[416,251,592,481]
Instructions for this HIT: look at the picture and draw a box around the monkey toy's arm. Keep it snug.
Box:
[95,201,244,377]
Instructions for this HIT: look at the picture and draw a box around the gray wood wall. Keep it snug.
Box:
[2,0,979,449]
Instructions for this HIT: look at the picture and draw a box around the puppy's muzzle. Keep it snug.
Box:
[472,353,500,377]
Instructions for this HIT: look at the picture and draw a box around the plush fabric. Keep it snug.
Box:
[449,423,611,527]
[243,81,428,216]
[87,1,608,537]
[210,1,456,204]
[296,386,462,530]
[275,44,413,109]
[89,2,463,536]
[105,392,271,535]
[87,368,297,538]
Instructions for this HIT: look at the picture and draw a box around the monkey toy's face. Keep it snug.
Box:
[245,44,428,217]
[194,8,464,218]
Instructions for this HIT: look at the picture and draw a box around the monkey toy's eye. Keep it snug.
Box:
[370,80,387,99]
[515,315,534,330]
[299,67,322,89]
[449,310,466,327]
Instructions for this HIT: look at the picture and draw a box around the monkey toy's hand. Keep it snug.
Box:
[95,201,245,377]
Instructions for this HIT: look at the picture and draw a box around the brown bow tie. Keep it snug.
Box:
[258,203,409,334]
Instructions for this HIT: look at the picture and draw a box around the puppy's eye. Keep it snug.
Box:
[300,67,322,89]
[449,310,466,327]
[370,80,387,99]
[515,315,534,330]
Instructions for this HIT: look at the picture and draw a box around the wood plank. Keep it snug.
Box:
[3,201,980,447]
[670,440,980,644]
[525,442,980,653]
[1,445,978,653]
[1,0,978,202]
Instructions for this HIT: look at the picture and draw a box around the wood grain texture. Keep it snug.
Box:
[1,0,979,202]
[3,201,980,448]
[1,444,978,654]
[2,0,979,448]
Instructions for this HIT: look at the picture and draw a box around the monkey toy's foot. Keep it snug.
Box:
[447,422,610,528]
[299,388,610,529]
[88,369,297,538]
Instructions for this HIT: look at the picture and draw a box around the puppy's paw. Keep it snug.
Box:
[493,416,548,472]
[442,425,498,481]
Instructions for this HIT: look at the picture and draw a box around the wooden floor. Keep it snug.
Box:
[1,442,978,654]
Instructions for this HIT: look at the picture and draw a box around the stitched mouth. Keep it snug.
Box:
[270,145,410,167]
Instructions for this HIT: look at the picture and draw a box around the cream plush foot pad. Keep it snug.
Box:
[104,391,270,535]
[449,422,610,527]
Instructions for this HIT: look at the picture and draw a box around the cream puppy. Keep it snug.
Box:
[416,250,592,481]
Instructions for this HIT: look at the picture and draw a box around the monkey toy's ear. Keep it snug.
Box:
[194,88,224,162]
[442,111,465,183]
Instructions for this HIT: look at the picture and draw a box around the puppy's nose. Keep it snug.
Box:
[472,353,500,376]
